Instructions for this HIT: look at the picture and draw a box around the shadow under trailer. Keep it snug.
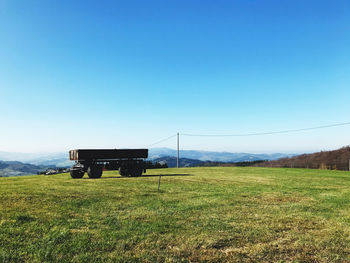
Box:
[69,149,148,179]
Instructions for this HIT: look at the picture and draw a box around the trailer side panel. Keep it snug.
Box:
[69,149,148,161]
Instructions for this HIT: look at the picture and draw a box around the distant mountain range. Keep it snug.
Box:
[0,148,296,176]
[149,148,295,162]
[152,157,265,168]
[2,147,347,176]
[0,161,51,177]
[0,152,72,167]
[0,148,294,167]
[153,157,205,168]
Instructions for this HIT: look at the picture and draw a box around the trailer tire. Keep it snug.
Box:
[119,166,129,177]
[70,169,84,179]
[131,167,143,177]
[87,166,103,178]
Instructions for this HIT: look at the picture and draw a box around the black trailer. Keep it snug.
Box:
[69,149,148,179]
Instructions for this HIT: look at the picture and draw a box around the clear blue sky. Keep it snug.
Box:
[0,0,349,153]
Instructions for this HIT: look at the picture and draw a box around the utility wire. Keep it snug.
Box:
[181,121,350,137]
[145,121,350,148]
[145,134,177,148]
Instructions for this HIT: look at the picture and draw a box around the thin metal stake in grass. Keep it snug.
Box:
[158,175,162,192]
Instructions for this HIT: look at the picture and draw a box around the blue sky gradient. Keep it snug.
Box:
[0,0,349,153]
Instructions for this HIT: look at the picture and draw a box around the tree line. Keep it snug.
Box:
[255,146,350,171]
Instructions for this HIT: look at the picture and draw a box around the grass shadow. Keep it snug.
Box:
[140,173,192,178]
[82,173,193,179]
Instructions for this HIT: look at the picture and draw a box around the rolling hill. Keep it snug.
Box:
[256,146,350,170]
[149,148,295,162]
[0,160,51,177]
[152,156,205,167]
[0,152,72,167]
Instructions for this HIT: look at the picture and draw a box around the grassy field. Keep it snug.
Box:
[1,167,350,262]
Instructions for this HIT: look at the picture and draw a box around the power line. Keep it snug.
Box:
[181,121,350,137]
[145,121,350,149]
[145,134,177,148]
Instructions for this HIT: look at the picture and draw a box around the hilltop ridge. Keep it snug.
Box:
[256,146,350,170]
[0,160,51,177]
[149,148,294,162]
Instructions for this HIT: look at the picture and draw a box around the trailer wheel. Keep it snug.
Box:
[119,166,129,177]
[131,167,143,177]
[87,166,103,178]
[70,169,84,179]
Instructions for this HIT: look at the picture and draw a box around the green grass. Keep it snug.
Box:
[1,167,350,262]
